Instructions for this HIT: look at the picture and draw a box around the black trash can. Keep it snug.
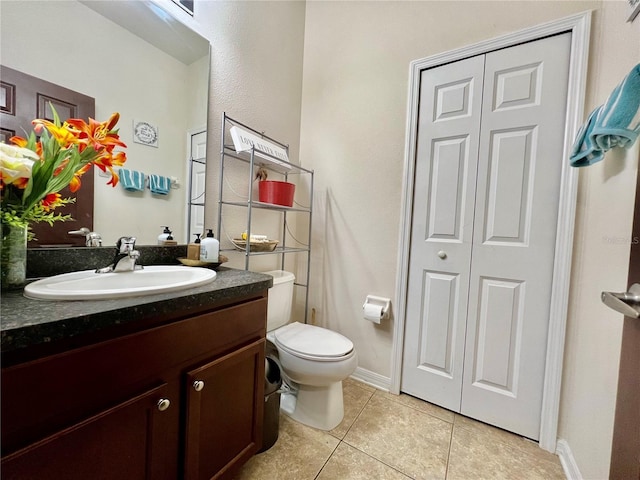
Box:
[260,355,282,452]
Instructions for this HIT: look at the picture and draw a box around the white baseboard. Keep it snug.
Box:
[556,439,582,480]
[350,367,391,392]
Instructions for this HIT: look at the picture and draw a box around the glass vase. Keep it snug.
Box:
[1,222,28,290]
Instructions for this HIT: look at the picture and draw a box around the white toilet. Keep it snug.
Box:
[265,270,357,430]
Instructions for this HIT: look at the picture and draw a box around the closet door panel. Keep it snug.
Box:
[462,33,572,439]
[472,277,524,394]
[482,126,536,244]
[401,56,484,410]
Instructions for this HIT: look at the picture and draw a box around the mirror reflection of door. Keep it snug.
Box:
[187,129,207,242]
[0,66,95,247]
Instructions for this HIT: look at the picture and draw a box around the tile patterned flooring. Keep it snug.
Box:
[234,378,566,480]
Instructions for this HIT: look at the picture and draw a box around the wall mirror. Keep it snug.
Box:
[0,0,210,247]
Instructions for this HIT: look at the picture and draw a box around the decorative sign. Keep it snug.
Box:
[230,125,290,169]
[133,120,159,148]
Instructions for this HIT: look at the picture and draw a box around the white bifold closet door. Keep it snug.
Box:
[401,33,571,440]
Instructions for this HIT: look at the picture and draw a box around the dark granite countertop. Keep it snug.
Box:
[1,267,272,354]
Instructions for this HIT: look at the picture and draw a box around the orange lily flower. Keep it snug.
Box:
[9,136,27,148]
[0,174,29,190]
[69,164,91,193]
[53,158,70,177]
[32,119,79,148]
[93,163,120,188]
[109,150,127,167]
[93,149,126,188]
[10,136,43,157]
[107,168,120,187]
[91,162,119,187]
[66,113,126,153]
[40,193,63,212]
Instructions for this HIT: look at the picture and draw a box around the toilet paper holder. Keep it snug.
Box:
[363,295,391,323]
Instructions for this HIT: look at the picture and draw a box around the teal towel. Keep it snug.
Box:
[571,63,640,167]
[149,174,171,195]
[119,168,145,191]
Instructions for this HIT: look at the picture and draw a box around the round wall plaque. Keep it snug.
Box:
[133,121,158,146]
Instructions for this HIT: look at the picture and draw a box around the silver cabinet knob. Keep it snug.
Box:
[193,380,205,392]
[157,398,171,412]
[437,250,447,259]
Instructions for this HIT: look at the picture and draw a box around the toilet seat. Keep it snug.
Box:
[273,322,354,361]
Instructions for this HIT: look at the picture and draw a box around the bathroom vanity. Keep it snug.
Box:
[1,267,272,480]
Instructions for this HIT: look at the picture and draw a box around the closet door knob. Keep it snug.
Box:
[193,380,205,392]
[437,250,447,259]
[157,398,171,412]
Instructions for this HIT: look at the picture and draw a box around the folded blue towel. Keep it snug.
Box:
[570,108,603,166]
[149,174,171,195]
[119,168,145,191]
[571,64,640,167]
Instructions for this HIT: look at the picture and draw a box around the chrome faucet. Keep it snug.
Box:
[68,227,102,247]
[96,236,142,273]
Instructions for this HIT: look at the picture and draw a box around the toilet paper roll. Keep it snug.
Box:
[363,303,384,324]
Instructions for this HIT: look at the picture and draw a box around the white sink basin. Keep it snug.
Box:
[24,265,217,300]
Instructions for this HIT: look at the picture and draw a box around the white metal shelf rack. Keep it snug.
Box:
[217,113,314,322]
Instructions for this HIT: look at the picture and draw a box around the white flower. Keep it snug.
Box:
[0,143,38,185]
[0,142,39,160]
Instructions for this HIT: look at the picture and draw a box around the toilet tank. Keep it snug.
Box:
[264,270,295,332]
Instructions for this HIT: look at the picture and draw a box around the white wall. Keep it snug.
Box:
[0,0,208,245]
[559,2,640,478]
[298,1,639,478]
[194,1,307,274]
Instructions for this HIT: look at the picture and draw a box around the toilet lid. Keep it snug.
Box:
[273,322,354,359]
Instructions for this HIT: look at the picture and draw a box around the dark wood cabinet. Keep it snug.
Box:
[184,340,264,480]
[2,383,174,480]
[1,295,267,480]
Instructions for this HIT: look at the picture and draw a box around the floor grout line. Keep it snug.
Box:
[380,391,455,426]
[313,441,341,480]
[340,440,414,479]
[444,422,455,479]
[453,413,555,459]
[331,384,376,441]
[341,385,453,479]
[314,385,376,479]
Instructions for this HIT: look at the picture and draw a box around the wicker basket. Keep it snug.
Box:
[177,254,228,268]
[232,239,279,252]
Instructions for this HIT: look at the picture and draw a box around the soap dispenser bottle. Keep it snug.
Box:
[158,226,172,245]
[187,233,202,260]
[200,229,219,263]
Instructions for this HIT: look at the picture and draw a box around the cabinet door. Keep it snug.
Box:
[1,384,175,480]
[184,339,265,480]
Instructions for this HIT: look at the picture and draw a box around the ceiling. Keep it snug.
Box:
[80,0,209,65]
